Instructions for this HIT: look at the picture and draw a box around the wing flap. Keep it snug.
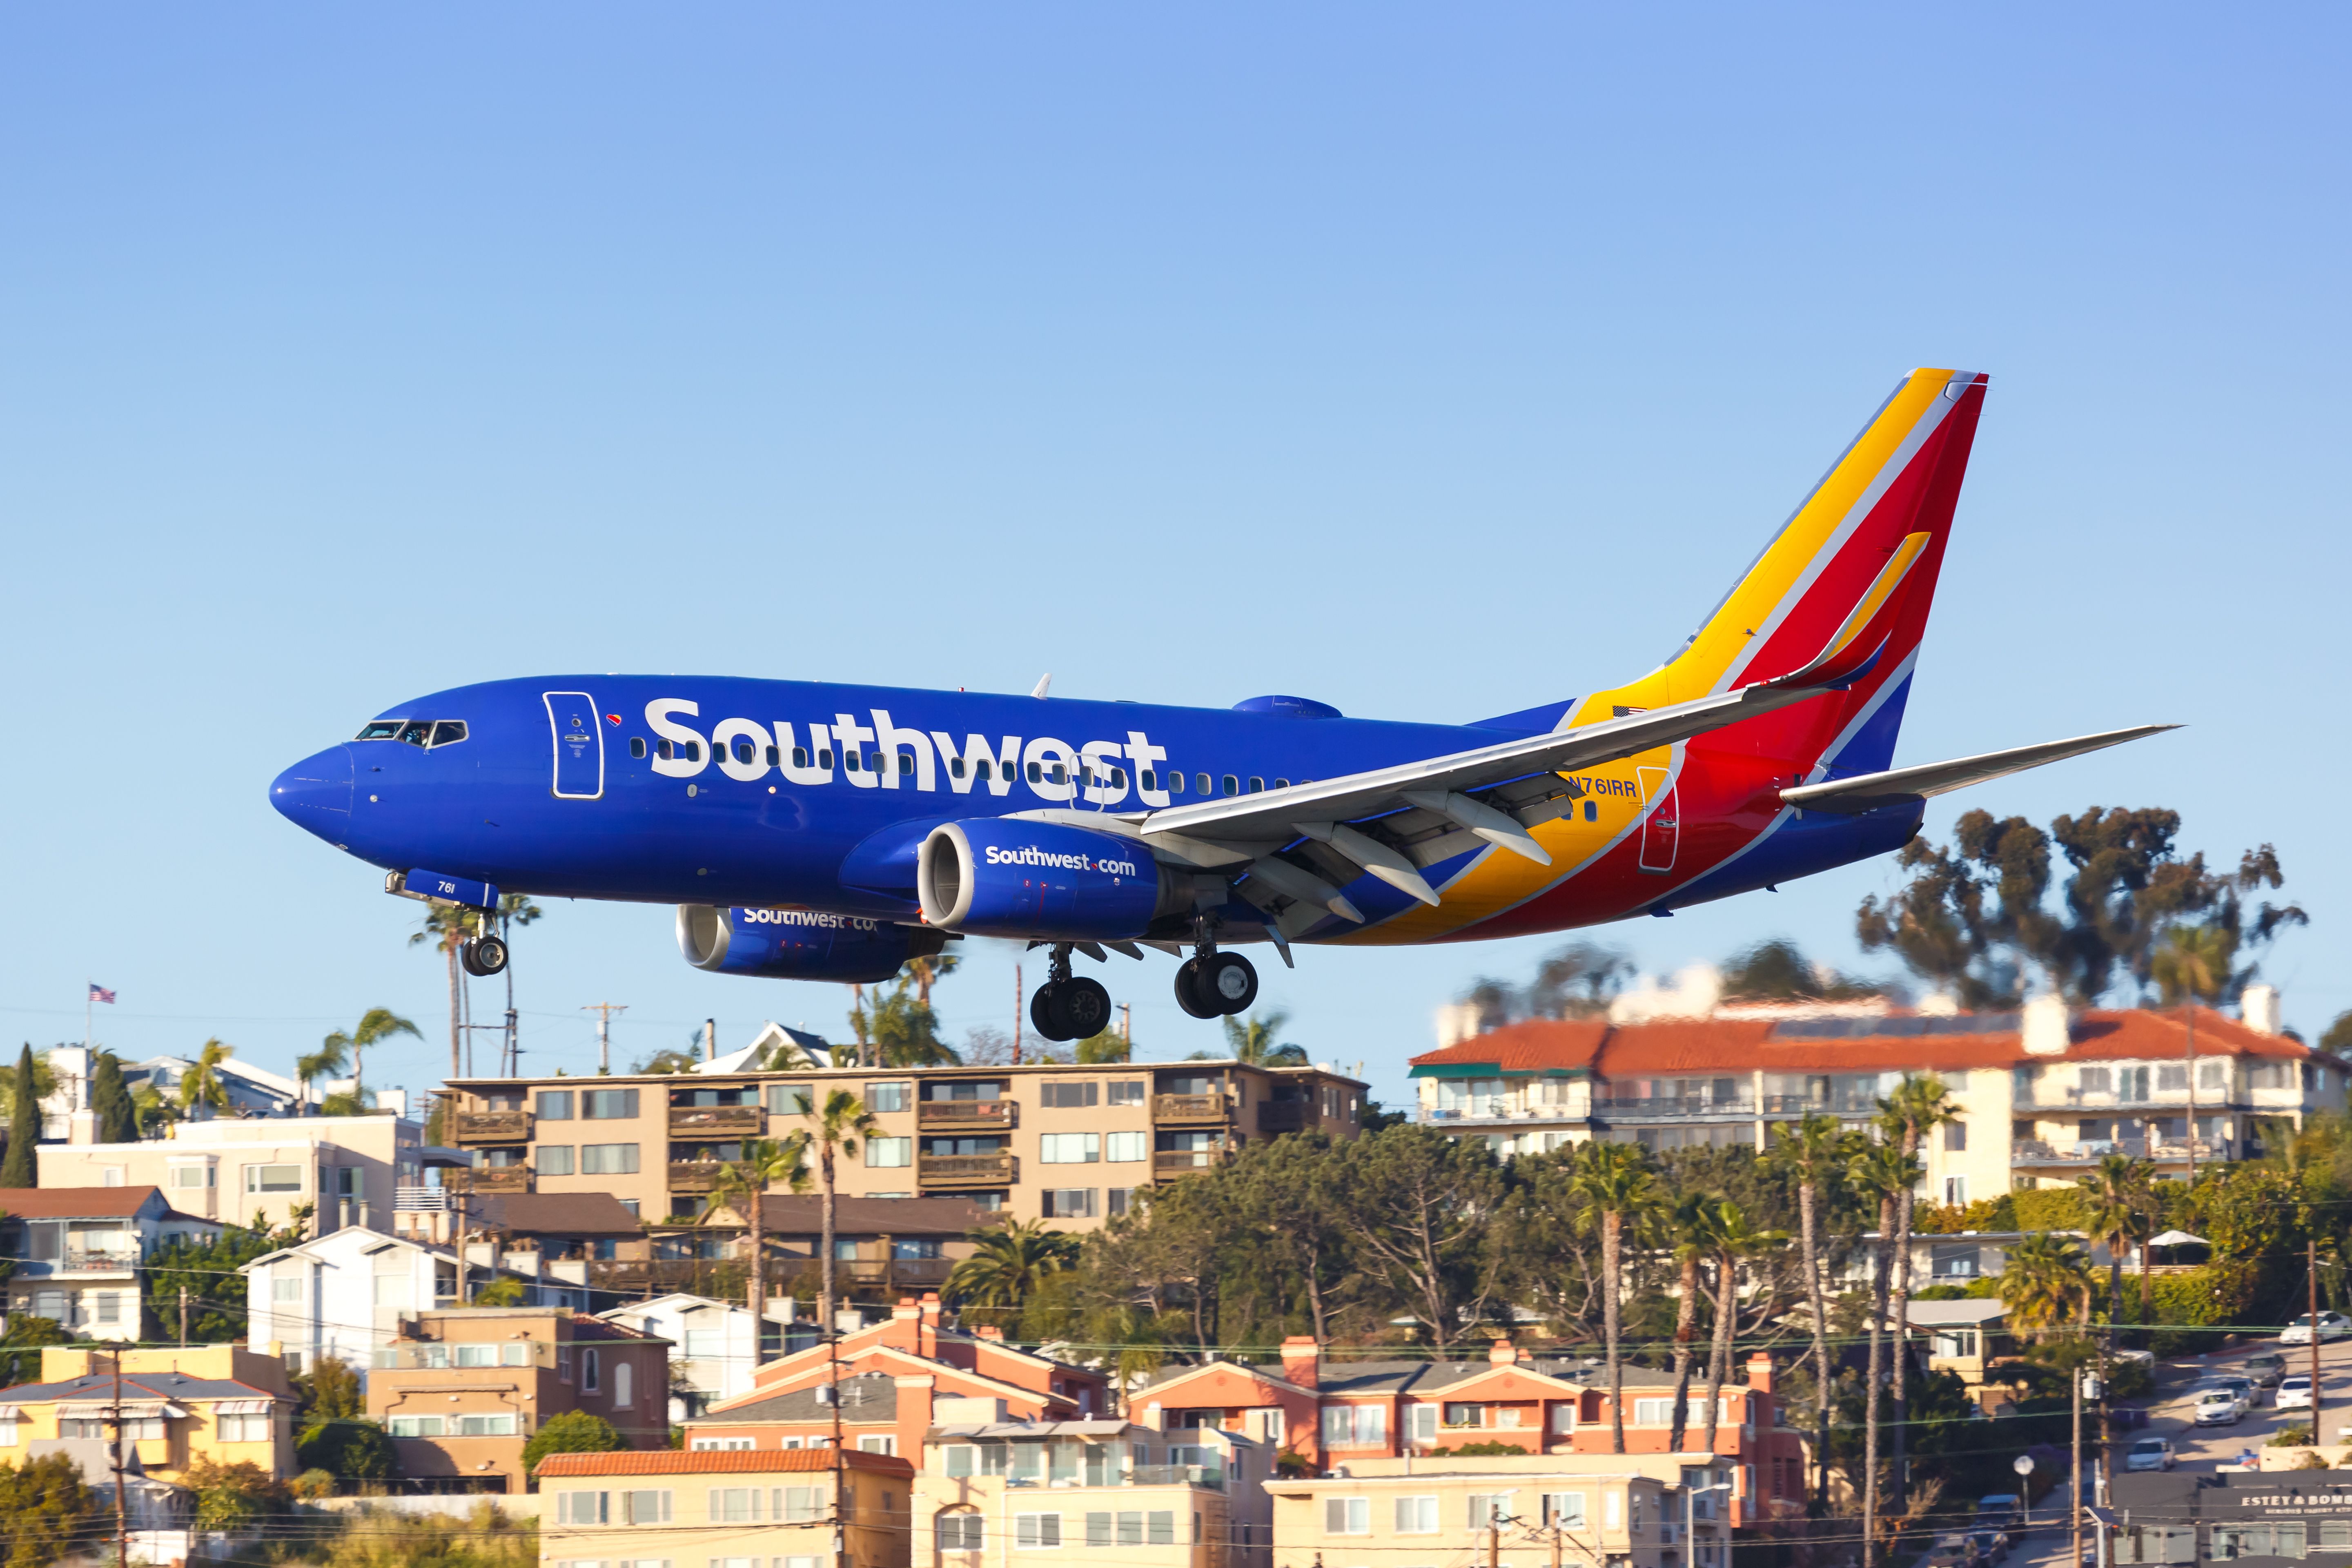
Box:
[1778,724,2180,815]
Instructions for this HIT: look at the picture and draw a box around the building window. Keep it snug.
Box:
[1105,1131,1147,1163]
[615,1361,633,1409]
[1107,1082,1146,1106]
[1395,1497,1440,1534]
[780,1486,822,1522]
[1324,1498,1369,1535]
[708,1488,762,1523]
[1944,1121,1967,1152]
[390,1415,447,1437]
[537,1145,575,1176]
[866,1082,910,1114]
[1253,1409,1285,1443]
[539,1091,575,1120]
[1408,1405,1439,1443]
[1042,1189,1097,1219]
[1543,1493,1588,1529]
[1016,1514,1062,1548]
[865,1137,912,1168]
[554,1491,609,1525]
[768,1083,816,1116]
[456,1413,517,1436]
[1943,1175,1969,1206]
[1633,1399,1678,1425]
[1933,1331,1980,1359]
[1040,1082,1099,1109]
[1321,1405,1386,1448]
[245,1165,303,1194]
[2157,1064,2188,1093]
[581,1144,640,1175]
[1467,1495,1512,1528]
[1107,1188,1136,1216]
[168,1164,212,1189]
[93,1292,120,1327]
[1039,1133,1100,1164]
[2198,1061,2228,1091]
[940,1514,984,1551]
[690,1437,753,1452]
[583,1089,639,1119]
[621,1490,671,1525]
[581,1350,601,1393]
[858,1436,896,1455]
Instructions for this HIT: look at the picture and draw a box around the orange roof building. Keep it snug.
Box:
[1409,988,2348,1205]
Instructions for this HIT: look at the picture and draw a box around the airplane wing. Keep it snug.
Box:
[1777,724,2180,815]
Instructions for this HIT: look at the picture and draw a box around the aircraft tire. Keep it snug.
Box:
[1205,952,1257,1016]
[459,939,490,978]
[1029,984,1070,1042]
[1173,960,1219,1020]
[1058,977,1112,1039]
[471,935,510,975]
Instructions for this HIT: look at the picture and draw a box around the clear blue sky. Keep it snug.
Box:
[4,7,2345,1116]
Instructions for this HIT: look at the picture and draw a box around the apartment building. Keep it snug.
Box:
[599,1294,814,1420]
[911,1400,1269,1568]
[441,1057,1366,1234]
[368,1306,671,1492]
[1409,991,2346,1201]
[0,1187,219,1340]
[243,1225,543,1376]
[1136,1339,1802,1530]
[540,1447,914,1568]
[684,1296,1110,1455]
[40,1111,432,1234]
[0,1343,296,1483]
[1266,1456,1686,1568]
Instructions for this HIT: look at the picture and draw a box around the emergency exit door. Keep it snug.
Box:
[545,691,605,799]
[1636,765,1679,873]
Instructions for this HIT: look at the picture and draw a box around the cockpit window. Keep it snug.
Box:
[429,721,468,747]
[354,720,406,741]
[396,721,432,747]
[356,718,467,748]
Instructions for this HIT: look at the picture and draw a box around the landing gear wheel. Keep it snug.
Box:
[470,934,509,976]
[1173,960,1219,1020]
[1030,984,1070,1042]
[459,939,489,977]
[1056,977,1112,1039]
[1204,951,1257,1016]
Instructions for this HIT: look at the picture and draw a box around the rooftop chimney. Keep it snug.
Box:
[1280,1335,1321,1390]
[2243,984,2282,1037]
[973,1325,1004,1341]
[1746,1351,1775,1394]
[1489,1338,1517,1367]
[2022,993,2071,1057]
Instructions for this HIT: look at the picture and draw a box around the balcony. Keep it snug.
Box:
[59,1250,139,1275]
[445,1166,531,1195]
[668,1160,725,1194]
[1590,1096,1756,1120]
[1154,1148,1230,1176]
[1257,1102,1307,1134]
[1424,1104,1584,1127]
[841,1258,957,1290]
[670,1105,764,1136]
[587,1258,709,1294]
[451,1110,532,1145]
[918,1152,1017,1189]
[394,1185,451,1213]
[1126,1463,1225,1490]
[918,1100,1016,1131]
[1153,1094,1229,1125]
[2013,1137,2222,1165]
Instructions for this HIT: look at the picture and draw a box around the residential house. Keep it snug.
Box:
[1408,989,2347,1200]
[40,1111,434,1234]
[599,1294,809,1422]
[242,1225,540,1378]
[539,1447,912,1568]
[0,1187,220,1340]
[913,1400,1268,1568]
[683,1296,1109,1455]
[1897,1300,2016,1412]
[1134,1339,1804,1530]
[0,1343,296,1483]
[368,1307,672,1492]
[442,1054,1366,1234]
[1265,1455,1688,1568]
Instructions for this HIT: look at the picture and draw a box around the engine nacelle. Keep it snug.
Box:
[918,819,1185,940]
[677,905,944,982]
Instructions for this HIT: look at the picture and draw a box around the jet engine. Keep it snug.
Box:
[676,904,944,982]
[917,819,1189,940]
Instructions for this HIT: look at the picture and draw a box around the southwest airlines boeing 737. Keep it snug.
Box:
[270,369,2173,1042]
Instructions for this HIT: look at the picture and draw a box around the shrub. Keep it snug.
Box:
[2011,1187,2090,1232]
[1432,1440,1535,1456]
[0,1452,96,1568]
[309,1506,539,1568]
[2145,1264,2259,1355]
[292,1468,339,1500]
[184,1455,289,1530]
[522,1410,621,1475]
[2270,1424,2316,1448]
[2299,1451,2333,1470]
[298,1416,398,1481]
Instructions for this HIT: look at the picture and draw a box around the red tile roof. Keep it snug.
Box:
[0,1186,178,1219]
[537,1448,913,1478]
[1412,1007,2325,1079]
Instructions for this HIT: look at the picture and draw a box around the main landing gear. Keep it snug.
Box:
[1029,945,1113,1042]
[1173,928,1256,1020]
[460,932,508,977]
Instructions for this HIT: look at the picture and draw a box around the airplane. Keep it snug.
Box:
[270,368,2174,1043]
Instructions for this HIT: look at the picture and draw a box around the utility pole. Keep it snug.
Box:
[453,1187,470,1307]
[1012,964,1022,1065]
[1119,1003,1132,1054]
[109,1349,128,1568]
[2183,1004,2198,1182]
[705,1018,718,1064]
[2314,1237,2325,1439]
[828,1321,846,1568]
[177,1286,189,1348]
[583,1003,628,1075]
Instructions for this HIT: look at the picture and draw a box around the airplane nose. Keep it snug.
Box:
[270,746,354,835]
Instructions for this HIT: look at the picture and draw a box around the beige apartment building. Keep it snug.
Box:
[39,1112,430,1234]
[1411,991,2345,1205]
[1265,1454,1690,1568]
[441,1058,1366,1231]
[540,1447,914,1568]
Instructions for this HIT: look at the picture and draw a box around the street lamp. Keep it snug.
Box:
[1686,1479,1733,1568]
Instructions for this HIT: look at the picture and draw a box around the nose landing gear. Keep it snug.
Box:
[460,933,509,977]
[1028,944,1112,1042]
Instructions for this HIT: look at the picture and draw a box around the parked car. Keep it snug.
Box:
[1924,1533,1981,1568]
[2196,1379,2256,1416]
[1977,1494,2025,1531]
[2125,1436,2177,1472]
[2246,1352,2289,1388]
[2196,1388,2246,1426]
[2281,1312,2352,1346]
[2213,1374,2263,1408]
[2279,1375,2316,1410]
[1969,1529,2013,1563]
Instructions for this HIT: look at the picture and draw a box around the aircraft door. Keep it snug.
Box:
[545,692,605,800]
[1636,765,1679,874]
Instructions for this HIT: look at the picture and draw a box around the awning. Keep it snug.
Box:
[212,1400,274,1415]
[2147,1229,2207,1247]
[58,1402,185,1420]
[0,1405,25,1420]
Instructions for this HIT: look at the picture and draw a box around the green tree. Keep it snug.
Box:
[1720,938,1882,1002]
[1073,1028,1130,1064]
[410,902,484,1079]
[633,1047,704,1075]
[143,1211,310,1342]
[183,1454,288,1529]
[708,1138,809,1351]
[2078,1154,2156,1326]
[1701,1201,1785,1455]
[1,1046,39,1187]
[89,1055,135,1145]
[0,1451,96,1568]
[1220,1009,1307,1067]
[524,1409,622,1474]
[945,1218,1081,1327]
[1459,941,1631,1031]
[472,1276,527,1306]
[1879,1074,1960,1508]
[1766,1113,1855,1513]
[1334,1125,1510,1361]
[1661,1192,1713,1453]
[1567,1139,1662,1453]
[853,975,962,1068]
[177,1037,236,1118]
[1848,1136,1924,1568]
[0,1314,71,1386]
[0,1052,57,1127]
[777,1090,880,1330]
[303,1008,421,1114]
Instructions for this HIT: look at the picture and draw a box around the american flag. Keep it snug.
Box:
[88,983,115,1004]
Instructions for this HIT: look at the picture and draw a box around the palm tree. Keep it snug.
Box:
[1568,1140,1661,1454]
[906,952,960,1006]
[1878,1074,1960,1508]
[1999,1232,2094,1567]
[1766,1113,1852,1513]
[178,1038,236,1118]
[1664,1192,1713,1454]
[1848,1136,1924,1568]
[778,1089,880,1334]
[2078,1154,2154,1332]
[2153,923,2234,1183]
[708,1137,810,1359]
[1221,1009,1308,1067]
[409,903,482,1078]
[299,1007,420,1111]
[1702,1201,1786,1456]
[944,1218,1081,1326]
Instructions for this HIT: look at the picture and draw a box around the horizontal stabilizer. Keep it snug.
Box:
[1778,724,2181,815]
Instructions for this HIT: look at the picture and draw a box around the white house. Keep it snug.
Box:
[597,1292,807,1421]
[0,1186,220,1340]
[241,1225,533,1377]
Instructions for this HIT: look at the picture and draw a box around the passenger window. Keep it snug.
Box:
[686,742,702,762]
[734,740,756,764]
[792,747,809,769]
[430,721,468,747]
[817,749,833,768]
[1051,764,1067,785]
[630,738,647,760]
[1165,771,1183,794]
[1247,776,1264,793]
[1027,762,1042,784]
[847,753,862,773]
[765,745,778,765]
[397,722,432,747]
[658,739,674,761]
[1222,775,1239,797]
[1273,777,1289,789]
[1196,773,1212,795]
[1111,767,1125,786]
[354,720,405,741]
[974,761,990,782]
